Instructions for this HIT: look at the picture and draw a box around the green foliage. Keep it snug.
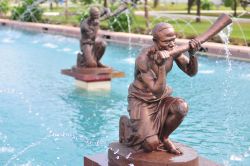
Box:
[80,0,102,4]
[108,11,134,32]
[77,6,91,22]
[0,0,9,15]
[223,0,233,7]
[223,0,240,9]
[11,0,43,22]
[107,3,134,32]
[201,0,213,10]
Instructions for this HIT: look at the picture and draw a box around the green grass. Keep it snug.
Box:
[137,2,249,11]
[3,2,249,46]
[176,12,250,19]
[42,13,250,46]
[42,15,80,26]
[137,2,187,11]
[130,15,250,46]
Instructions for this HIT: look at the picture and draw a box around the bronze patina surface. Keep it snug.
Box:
[77,7,107,68]
[108,142,199,166]
[116,13,232,159]
[61,7,125,83]
[119,22,201,155]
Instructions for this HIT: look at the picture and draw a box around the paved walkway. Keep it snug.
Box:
[135,11,250,23]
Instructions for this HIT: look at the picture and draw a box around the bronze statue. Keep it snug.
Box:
[77,3,133,68]
[120,23,200,155]
[119,14,233,155]
[77,7,107,68]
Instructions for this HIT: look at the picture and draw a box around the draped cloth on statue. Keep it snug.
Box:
[126,84,180,150]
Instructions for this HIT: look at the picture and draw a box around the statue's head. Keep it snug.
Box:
[89,7,100,25]
[152,22,176,51]
[90,7,100,19]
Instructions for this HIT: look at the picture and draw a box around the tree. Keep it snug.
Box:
[0,0,10,17]
[64,0,68,19]
[233,0,238,16]
[187,0,195,14]
[240,0,250,10]
[201,0,213,10]
[104,0,108,7]
[144,0,149,29]
[223,0,240,17]
[48,0,59,10]
[196,0,201,22]
[153,0,159,8]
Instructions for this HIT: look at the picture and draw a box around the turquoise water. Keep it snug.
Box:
[0,27,250,166]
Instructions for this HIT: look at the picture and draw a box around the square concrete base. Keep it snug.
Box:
[84,153,219,166]
[75,80,111,91]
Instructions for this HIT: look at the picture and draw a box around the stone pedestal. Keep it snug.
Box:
[84,153,219,166]
[108,142,199,166]
[75,80,111,91]
[61,66,124,91]
[84,142,219,165]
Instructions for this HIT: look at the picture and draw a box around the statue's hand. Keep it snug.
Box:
[154,50,170,66]
[188,39,201,56]
[102,7,111,16]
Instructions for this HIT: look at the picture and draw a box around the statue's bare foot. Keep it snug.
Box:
[163,138,182,155]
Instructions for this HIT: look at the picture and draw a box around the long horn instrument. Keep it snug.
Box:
[169,13,232,58]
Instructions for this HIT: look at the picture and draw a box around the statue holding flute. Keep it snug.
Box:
[118,14,232,155]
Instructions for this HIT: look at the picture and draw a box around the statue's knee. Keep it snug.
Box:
[101,40,107,47]
[95,39,107,48]
[142,135,159,152]
[86,60,97,67]
[174,99,189,117]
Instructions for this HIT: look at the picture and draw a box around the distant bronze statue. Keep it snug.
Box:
[77,7,107,68]
[77,3,133,68]
[119,23,200,155]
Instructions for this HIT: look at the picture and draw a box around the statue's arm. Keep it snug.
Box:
[100,2,129,21]
[174,39,200,77]
[80,21,96,41]
[175,54,198,77]
[137,51,166,94]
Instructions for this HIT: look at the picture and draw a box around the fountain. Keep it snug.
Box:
[1,1,250,166]
[84,13,232,166]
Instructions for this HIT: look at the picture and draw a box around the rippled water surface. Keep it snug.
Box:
[0,27,250,166]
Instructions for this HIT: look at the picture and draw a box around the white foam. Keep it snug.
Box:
[124,57,135,64]
[243,74,250,78]
[114,149,119,154]
[126,152,132,159]
[199,70,214,74]
[239,74,250,80]
[62,48,72,52]
[19,161,32,166]
[230,154,243,161]
[74,51,80,54]
[43,43,58,49]
[0,147,15,153]
[2,38,14,43]
[32,40,39,44]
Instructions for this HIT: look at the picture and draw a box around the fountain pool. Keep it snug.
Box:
[0,26,250,166]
